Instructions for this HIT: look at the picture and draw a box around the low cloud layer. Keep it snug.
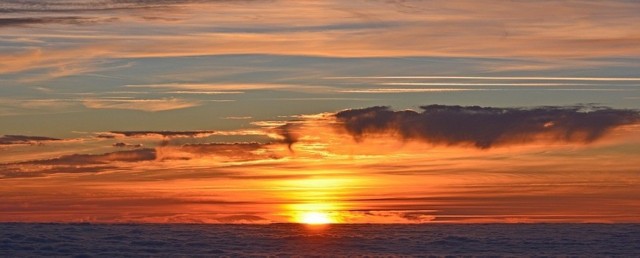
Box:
[335,105,640,149]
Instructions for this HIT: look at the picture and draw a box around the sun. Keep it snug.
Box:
[299,211,333,225]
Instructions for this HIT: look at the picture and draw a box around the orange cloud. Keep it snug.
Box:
[82,98,201,112]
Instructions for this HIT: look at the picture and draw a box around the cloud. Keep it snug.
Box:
[328,76,640,81]
[0,139,282,178]
[113,142,143,148]
[0,17,117,27]
[82,98,200,112]
[156,142,278,161]
[339,88,482,93]
[13,148,156,166]
[1,0,640,81]
[0,0,229,13]
[106,129,265,140]
[272,123,300,151]
[334,105,640,149]
[0,135,60,145]
[0,148,156,178]
[109,130,218,138]
[223,116,252,120]
[125,83,333,94]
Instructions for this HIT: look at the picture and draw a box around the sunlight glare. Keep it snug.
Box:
[300,211,333,225]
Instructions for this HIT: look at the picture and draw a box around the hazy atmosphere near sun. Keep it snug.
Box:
[1,0,640,225]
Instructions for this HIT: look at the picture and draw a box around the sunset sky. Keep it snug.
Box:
[1,0,640,223]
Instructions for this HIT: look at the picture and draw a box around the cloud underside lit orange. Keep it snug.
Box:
[1,105,639,223]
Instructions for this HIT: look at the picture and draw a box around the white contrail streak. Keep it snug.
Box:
[326,76,640,81]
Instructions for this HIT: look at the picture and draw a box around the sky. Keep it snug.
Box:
[1,0,639,223]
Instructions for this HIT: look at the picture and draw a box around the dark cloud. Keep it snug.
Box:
[272,123,299,151]
[335,105,640,148]
[0,135,60,145]
[0,17,117,27]
[110,130,217,138]
[113,142,143,148]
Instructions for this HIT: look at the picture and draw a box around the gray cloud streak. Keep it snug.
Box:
[0,17,117,27]
[0,135,60,145]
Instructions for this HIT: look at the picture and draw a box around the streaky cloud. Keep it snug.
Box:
[327,76,640,81]
[0,148,156,178]
[334,105,640,149]
[110,130,218,138]
[157,142,277,161]
[112,142,143,148]
[82,98,200,112]
[13,148,156,166]
[0,17,118,27]
[340,88,482,93]
[0,0,245,13]
[0,135,61,145]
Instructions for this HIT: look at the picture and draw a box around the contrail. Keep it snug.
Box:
[325,76,640,81]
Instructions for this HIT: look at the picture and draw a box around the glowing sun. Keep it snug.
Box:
[299,211,333,225]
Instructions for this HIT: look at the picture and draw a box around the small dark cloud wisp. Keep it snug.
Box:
[272,124,299,151]
[113,142,143,148]
[335,105,640,148]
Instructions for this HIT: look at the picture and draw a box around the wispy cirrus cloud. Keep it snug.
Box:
[2,0,639,80]
[124,83,334,94]
[81,98,203,112]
